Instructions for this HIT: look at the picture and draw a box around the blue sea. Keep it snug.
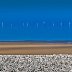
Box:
[0,0,72,41]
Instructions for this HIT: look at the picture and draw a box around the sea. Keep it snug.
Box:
[0,0,72,41]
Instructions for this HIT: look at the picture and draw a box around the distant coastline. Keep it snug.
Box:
[0,40,72,44]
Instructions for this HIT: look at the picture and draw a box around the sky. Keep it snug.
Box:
[0,0,72,41]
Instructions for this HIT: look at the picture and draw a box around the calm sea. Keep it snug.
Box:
[0,0,72,41]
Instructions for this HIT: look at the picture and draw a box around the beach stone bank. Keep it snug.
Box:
[0,54,72,72]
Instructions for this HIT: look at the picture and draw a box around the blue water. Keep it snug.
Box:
[0,0,72,41]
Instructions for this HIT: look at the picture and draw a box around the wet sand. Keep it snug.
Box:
[0,42,72,54]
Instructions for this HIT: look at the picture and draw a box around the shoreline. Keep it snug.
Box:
[0,42,71,54]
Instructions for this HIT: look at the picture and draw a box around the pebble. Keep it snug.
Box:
[0,54,72,72]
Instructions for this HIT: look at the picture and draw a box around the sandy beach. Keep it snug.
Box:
[0,42,72,54]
